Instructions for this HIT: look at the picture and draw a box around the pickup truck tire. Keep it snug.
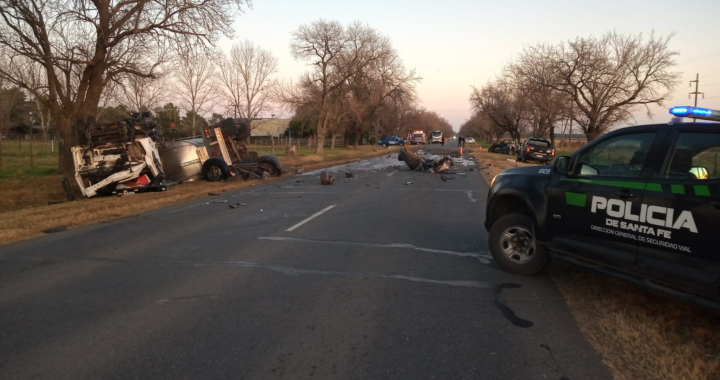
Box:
[382,143,388,147]
[489,214,549,274]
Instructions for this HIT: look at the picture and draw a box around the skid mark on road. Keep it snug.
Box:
[258,236,493,264]
[5,256,491,289]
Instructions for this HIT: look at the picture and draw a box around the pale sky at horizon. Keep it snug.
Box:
[221,0,720,132]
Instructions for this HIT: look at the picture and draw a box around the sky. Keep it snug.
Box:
[220,0,720,131]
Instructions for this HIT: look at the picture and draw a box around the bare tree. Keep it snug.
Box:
[543,31,680,141]
[290,20,387,154]
[470,79,528,142]
[174,48,217,137]
[119,73,168,114]
[217,40,278,138]
[0,0,250,178]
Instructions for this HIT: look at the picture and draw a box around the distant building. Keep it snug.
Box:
[248,118,290,138]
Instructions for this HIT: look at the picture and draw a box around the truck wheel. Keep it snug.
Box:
[256,155,283,177]
[202,158,230,182]
[489,214,548,274]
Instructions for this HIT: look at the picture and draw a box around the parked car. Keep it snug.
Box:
[378,136,405,147]
[465,137,476,144]
[489,139,520,155]
[517,137,555,163]
[485,107,720,310]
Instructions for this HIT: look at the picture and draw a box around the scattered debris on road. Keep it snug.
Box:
[344,172,354,179]
[320,171,335,185]
[406,181,413,185]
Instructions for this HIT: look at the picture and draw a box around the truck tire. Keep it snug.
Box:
[489,214,549,274]
[255,154,282,177]
[202,158,230,182]
[382,143,388,147]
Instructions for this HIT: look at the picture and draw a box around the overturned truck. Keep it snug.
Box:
[72,113,282,198]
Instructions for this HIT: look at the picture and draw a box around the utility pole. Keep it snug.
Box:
[689,73,705,123]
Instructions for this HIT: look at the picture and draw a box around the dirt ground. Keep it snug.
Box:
[473,146,720,380]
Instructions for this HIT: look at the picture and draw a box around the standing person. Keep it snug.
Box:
[441,137,445,146]
[457,135,462,147]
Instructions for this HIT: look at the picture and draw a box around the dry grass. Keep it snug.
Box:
[474,148,720,380]
[548,262,720,380]
[0,145,395,246]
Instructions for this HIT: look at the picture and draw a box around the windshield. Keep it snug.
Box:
[432,132,442,137]
[413,133,423,137]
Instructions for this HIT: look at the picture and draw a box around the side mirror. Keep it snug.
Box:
[553,156,569,174]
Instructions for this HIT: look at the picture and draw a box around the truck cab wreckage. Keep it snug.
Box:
[72,112,282,198]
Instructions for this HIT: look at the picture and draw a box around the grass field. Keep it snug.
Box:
[0,140,60,179]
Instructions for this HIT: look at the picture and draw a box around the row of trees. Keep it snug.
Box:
[276,20,425,153]
[461,31,681,144]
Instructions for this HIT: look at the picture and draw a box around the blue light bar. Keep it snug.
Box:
[669,106,720,120]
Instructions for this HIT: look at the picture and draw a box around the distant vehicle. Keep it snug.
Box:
[489,139,520,155]
[431,130,443,144]
[378,135,405,147]
[465,137,476,144]
[409,130,427,145]
[517,137,555,163]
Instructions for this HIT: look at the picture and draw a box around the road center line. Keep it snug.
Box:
[258,236,493,263]
[387,170,398,176]
[285,205,337,232]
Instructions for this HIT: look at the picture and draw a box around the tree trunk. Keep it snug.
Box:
[331,134,337,149]
[549,124,555,147]
[315,117,326,154]
[58,117,78,179]
[353,132,361,150]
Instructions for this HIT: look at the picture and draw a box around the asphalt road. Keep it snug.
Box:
[0,145,610,380]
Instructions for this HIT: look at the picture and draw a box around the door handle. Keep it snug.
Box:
[617,189,636,198]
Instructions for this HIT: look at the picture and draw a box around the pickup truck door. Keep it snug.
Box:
[547,129,663,268]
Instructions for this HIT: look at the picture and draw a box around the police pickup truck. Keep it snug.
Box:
[485,106,720,310]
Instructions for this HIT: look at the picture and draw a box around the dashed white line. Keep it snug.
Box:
[467,191,477,203]
[387,170,398,177]
[285,205,337,232]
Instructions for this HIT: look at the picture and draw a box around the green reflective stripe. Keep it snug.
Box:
[671,184,685,194]
[565,192,587,207]
[562,178,652,190]
[694,185,710,196]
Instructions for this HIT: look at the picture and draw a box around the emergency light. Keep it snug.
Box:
[669,106,720,121]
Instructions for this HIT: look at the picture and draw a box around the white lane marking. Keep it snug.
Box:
[467,191,477,203]
[386,170,398,177]
[285,205,337,232]
[259,236,493,264]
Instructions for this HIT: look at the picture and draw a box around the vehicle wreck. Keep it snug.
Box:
[398,145,454,172]
[72,113,283,198]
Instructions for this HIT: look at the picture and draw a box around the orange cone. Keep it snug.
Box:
[460,146,464,156]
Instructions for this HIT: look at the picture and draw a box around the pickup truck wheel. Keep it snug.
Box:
[489,214,548,274]
[382,143,388,147]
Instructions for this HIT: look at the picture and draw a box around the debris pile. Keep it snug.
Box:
[320,171,335,185]
[398,144,454,173]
